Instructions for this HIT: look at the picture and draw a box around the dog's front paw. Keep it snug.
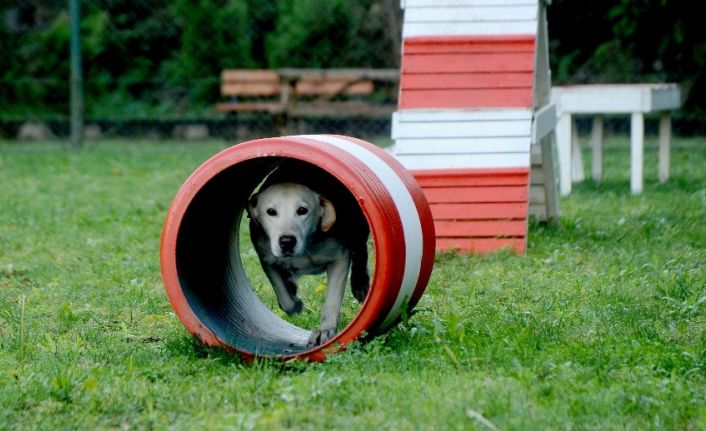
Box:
[279,297,304,316]
[307,327,337,346]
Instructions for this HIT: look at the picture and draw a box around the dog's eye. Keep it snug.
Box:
[266,208,277,216]
[296,207,308,216]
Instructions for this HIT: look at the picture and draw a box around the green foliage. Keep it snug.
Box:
[266,0,352,68]
[2,1,706,119]
[165,0,254,104]
[549,0,706,114]
[265,0,395,68]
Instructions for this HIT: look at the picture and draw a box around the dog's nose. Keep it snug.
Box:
[279,235,297,254]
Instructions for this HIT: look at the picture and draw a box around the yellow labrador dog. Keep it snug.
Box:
[247,162,370,346]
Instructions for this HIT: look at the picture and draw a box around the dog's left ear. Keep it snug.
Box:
[247,193,259,221]
[319,197,336,232]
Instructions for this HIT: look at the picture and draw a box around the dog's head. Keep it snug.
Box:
[248,182,336,257]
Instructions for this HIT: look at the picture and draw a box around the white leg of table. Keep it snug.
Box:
[591,115,604,182]
[556,113,572,195]
[631,112,644,194]
[659,113,671,183]
[571,119,585,182]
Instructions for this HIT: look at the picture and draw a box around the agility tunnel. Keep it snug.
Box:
[160,135,435,361]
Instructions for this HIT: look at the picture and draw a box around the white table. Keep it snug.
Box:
[552,84,681,195]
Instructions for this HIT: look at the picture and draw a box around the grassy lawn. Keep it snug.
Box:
[0,136,704,430]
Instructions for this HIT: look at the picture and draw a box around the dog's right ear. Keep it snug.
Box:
[247,193,259,221]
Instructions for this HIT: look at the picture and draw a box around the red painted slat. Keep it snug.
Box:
[405,39,535,54]
[400,88,533,109]
[435,220,527,237]
[423,186,528,203]
[401,72,534,90]
[413,168,529,187]
[430,202,528,220]
[403,53,534,74]
[436,237,527,254]
[404,34,536,47]
[417,175,528,187]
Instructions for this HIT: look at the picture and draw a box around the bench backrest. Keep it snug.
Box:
[295,75,373,97]
[220,69,374,98]
[221,70,281,97]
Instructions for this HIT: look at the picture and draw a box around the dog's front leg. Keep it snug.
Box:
[262,263,303,315]
[307,254,350,346]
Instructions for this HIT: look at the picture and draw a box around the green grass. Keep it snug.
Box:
[0,136,705,430]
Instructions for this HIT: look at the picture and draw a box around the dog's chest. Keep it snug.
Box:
[272,238,347,276]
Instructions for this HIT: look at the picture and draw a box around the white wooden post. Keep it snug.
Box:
[570,118,584,182]
[556,113,572,195]
[658,113,671,183]
[591,115,603,182]
[630,112,644,194]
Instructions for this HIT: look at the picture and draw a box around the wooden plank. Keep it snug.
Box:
[393,118,531,138]
[215,102,286,113]
[423,185,528,203]
[222,69,279,82]
[278,68,399,82]
[531,102,556,142]
[397,152,530,170]
[401,72,533,90]
[552,84,680,114]
[221,82,281,96]
[404,39,535,55]
[400,88,533,109]
[394,136,530,155]
[530,145,542,165]
[417,175,528,187]
[393,109,532,123]
[405,0,537,7]
[436,237,526,254]
[435,220,527,237]
[295,79,373,96]
[413,168,529,187]
[529,203,545,218]
[403,52,534,73]
[658,113,670,183]
[530,166,545,185]
[403,21,537,37]
[649,85,681,111]
[430,202,527,220]
[529,184,545,204]
[404,6,537,23]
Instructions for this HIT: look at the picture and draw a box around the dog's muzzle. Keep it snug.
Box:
[278,235,297,255]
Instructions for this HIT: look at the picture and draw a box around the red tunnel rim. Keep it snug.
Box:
[160,136,424,361]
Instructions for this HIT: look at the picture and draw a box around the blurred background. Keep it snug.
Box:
[2,0,705,141]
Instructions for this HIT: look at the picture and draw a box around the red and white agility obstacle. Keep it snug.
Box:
[161,135,435,361]
[392,0,560,253]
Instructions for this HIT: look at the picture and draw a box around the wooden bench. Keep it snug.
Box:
[216,69,398,121]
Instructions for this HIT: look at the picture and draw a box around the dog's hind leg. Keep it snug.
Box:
[350,242,370,303]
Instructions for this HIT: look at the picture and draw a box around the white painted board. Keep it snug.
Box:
[394,136,531,154]
[396,152,530,169]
